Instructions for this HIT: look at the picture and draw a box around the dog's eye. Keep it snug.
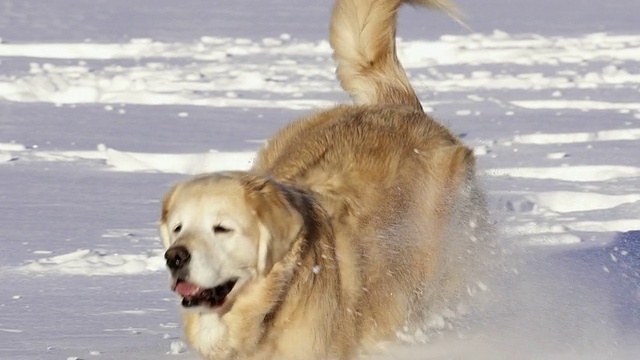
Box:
[213,225,231,234]
[173,224,182,234]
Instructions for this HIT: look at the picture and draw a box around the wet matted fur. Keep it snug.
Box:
[159,0,490,359]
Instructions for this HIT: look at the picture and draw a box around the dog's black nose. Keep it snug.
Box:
[165,246,191,271]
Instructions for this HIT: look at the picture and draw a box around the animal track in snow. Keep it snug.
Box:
[12,249,165,276]
[529,191,640,213]
[512,128,640,145]
[0,142,256,174]
[484,165,640,182]
[512,100,640,111]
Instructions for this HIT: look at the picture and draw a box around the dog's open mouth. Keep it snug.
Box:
[173,278,238,308]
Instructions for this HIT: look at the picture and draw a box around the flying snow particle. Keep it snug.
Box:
[169,340,187,354]
[473,146,488,156]
[547,152,569,159]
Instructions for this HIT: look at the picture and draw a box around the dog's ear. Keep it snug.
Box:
[159,185,179,249]
[242,176,304,274]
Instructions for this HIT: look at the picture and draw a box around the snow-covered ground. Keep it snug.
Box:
[1,0,639,359]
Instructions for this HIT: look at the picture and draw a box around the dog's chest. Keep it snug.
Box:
[185,312,228,356]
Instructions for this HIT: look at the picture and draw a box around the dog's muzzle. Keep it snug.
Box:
[173,278,238,308]
[165,245,237,308]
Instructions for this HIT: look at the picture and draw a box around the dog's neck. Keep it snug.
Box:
[255,182,341,346]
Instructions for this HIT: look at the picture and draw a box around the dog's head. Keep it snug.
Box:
[159,172,304,311]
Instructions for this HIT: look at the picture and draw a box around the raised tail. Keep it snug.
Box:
[330,0,461,110]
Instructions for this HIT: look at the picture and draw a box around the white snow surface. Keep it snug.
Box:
[1,0,639,359]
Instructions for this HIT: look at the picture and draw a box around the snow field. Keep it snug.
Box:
[1,1,639,359]
[1,32,639,110]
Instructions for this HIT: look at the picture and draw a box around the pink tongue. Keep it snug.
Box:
[175,282,201,297]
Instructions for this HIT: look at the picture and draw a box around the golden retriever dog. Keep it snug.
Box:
[159,0,490,359]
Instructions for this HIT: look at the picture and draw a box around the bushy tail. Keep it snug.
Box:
[330,0,461,110]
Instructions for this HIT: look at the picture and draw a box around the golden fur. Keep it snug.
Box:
[159,0,489,359]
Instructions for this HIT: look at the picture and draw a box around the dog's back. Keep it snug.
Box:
[252,0,490,355]
[256,0,463,174]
